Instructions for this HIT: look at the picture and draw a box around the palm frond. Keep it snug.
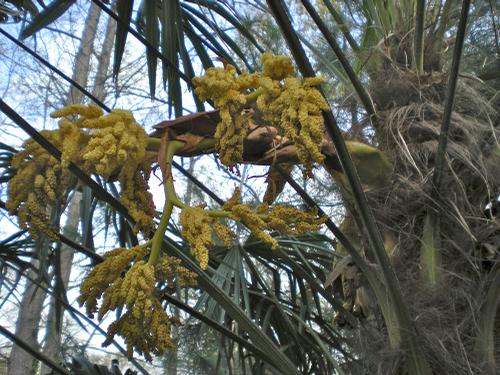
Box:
[20,0,76,39]
[300,0,376,117]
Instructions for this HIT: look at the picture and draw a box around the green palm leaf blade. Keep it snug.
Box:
[165,238,303,375]
[184,23,215,70]
[182,8,241,70]
[161,0,182,117]
[20,0,76,39]
[113,0,134,81]
[182,3,254,71]
[188,0,264,54]
[143,0,159,98]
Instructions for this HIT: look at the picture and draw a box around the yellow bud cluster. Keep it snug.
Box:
[57,118,88,167]
[50,103,103,119]
[103,301,176,361]
[77,110,148,179]
[222,187,242,209]
[213,222,234,247]
[79,248,197,360]
[223,188,325,249]
[6,131,74,238]
[78,245,147,318]
[179,206,214,269]
[155,255,197,287]
[261,52,295,80]
[257,76,329,176]
[192,53,329,175]
[178,203,236,268]
[99,261,175,361]
[232,203,278,248]
[64,107,154,234]
[193,65,258,167]
[267,205,326,234]
[119,165,156,236]
[7,104,155,237]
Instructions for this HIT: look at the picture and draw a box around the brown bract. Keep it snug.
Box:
[150,109,343,170]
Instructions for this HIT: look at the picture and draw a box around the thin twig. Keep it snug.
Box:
[0,28,110,111]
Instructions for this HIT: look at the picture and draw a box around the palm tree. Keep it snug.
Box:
[0,1,498,374]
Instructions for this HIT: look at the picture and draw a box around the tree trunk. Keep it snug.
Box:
[7,255,47,375]
[64,2,102,106]
[91,3,117,102]
[39,193,81,375]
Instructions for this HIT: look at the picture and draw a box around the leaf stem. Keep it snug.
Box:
[244,87,265,103]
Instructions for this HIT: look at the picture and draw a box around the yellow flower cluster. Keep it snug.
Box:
[51,103,103,119]
[79,245,147,318]
[78,108,155,235]
[179,205,235,269]
[6,131,74,238]
[102,299,176,361]
[100,261,175,361]
[70,109,149,179]
[179,206,213,269]
[257,76,328,175]
[192,53,329,174]
[232,202,277,247]
[79,247,196,361]
[193,65,258,167]
[155,255,198,287]
[7,104,155,237]
[266,204,325,234]
[224,188,325,249]
[261,52,294,80]
[119,165,156,235]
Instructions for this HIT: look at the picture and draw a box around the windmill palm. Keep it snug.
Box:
[0,1,498,374]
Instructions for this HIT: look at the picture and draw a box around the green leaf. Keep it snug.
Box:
[420,212,440,287]
[113,0,134,81]
[182,9,240,71]
[143,0,159,98]
[182,3,254,70]
[165,238,302,375]
[160,0,183,117]
[20,0,76,39]
[183,22,215,70]
[187,0,264,53]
